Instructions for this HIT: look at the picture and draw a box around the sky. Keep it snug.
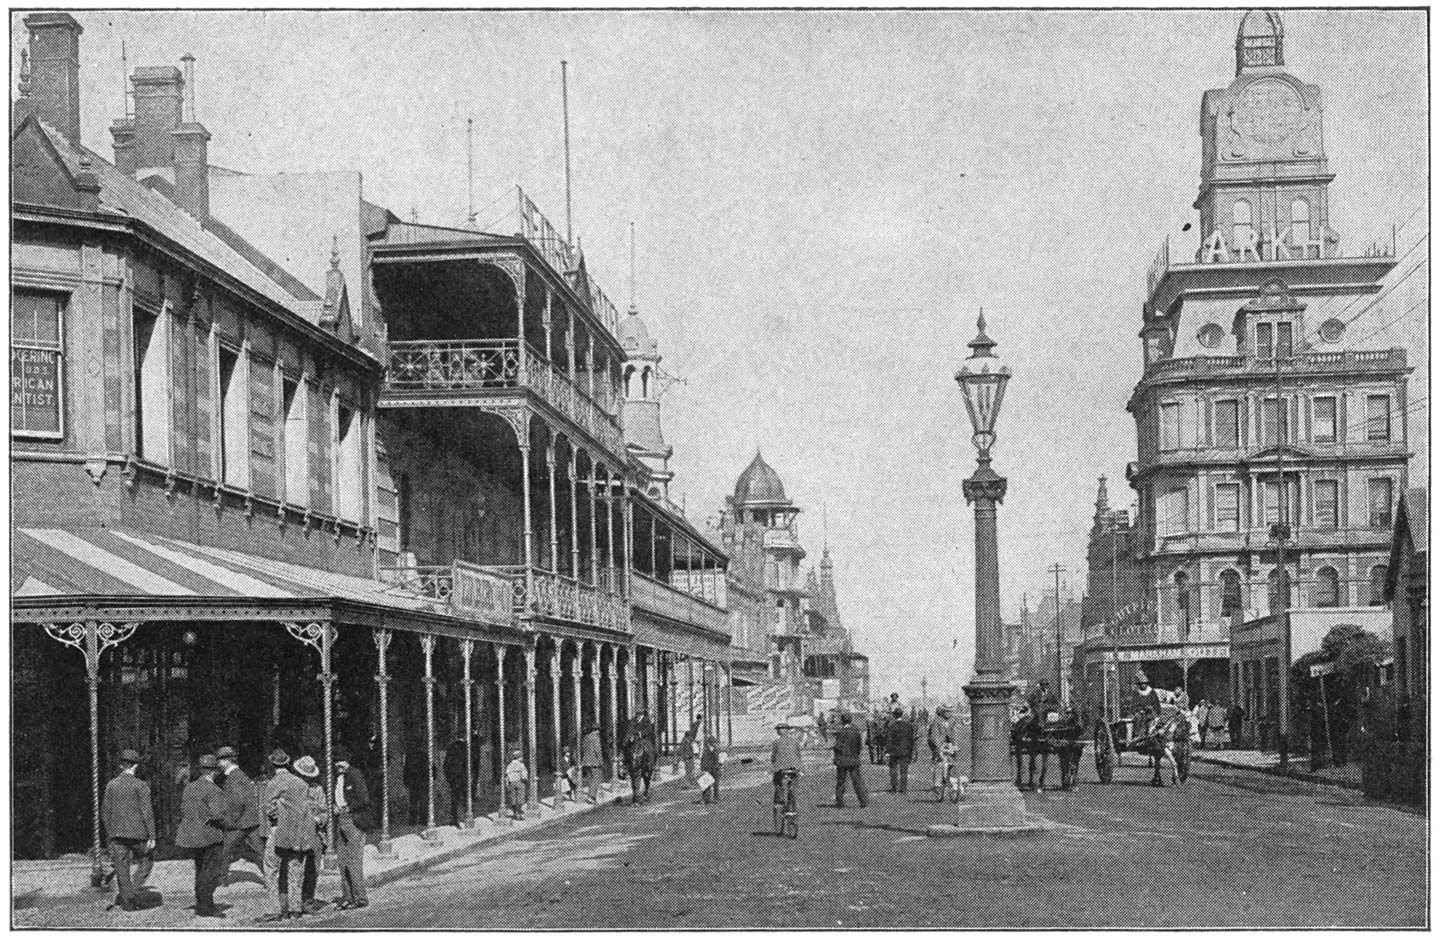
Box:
[15,9,1427,703]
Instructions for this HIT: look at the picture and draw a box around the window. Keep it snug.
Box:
[11,290,65,438]
[133,307,170,464]
[1214,483,1240,532]
[1276,321,1293,359]
[1232,199,1254,247]
[1219,569,1243,617]
[397,472,411,552]
[1367,394,1391,442]
[1264,478,1298,527]
[335,403,364,523]
[1160,402,1181,451]
[1313,396,1337,443]
[1369,565,1389,606]
[1174,571,1192,637]
[217,346,248,488]
[1369,478,1394,528]
[1314,480,1339,530]
[1314,566,1340,608]
[1161,487,1189,536]
[282,378,307,506]
[1215,400,1240,448]
[1261,397,1288,445]
[1289,198,1310,248]
[1256,322,1274,359]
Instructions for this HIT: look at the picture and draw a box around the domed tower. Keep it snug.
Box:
[619,300,674,499]
[728,452,808,680]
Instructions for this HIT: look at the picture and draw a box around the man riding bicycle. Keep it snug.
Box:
[770,723,804,804]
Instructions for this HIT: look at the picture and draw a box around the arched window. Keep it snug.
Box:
[1232,199,1254,245]
[1219,569,1242,617]
[1314,566,1340,608]
[1174,571,1192,637]
[1290,197,1311,249]
[640,367,650,399]
[1370,565,1389,606]
[624,365,635,397]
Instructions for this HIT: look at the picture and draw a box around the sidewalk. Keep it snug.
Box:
[1195,747,1363,790]
[13,765,689,928]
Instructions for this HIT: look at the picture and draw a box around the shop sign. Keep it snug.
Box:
[11,346,62,438]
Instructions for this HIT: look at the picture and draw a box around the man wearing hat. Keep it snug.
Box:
[884,707,915,793]
[257,748,317,921]
[330,748,371,910]
[101,749,155,911]
[174,754,227,918]
[293,756,329,915]
[214,746,262,887]
[926,704,958,795]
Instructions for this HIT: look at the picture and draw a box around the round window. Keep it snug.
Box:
[1197,323,1224,349]
[1319,318,1346,343]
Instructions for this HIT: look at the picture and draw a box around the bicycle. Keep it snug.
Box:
[772,770,799,839]
[936,743,962,803]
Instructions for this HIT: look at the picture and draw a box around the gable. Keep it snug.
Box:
[10,118,84,211]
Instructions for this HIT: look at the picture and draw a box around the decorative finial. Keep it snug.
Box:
[18,49,31,98]
[967,308,997,358]
[330,233,340,269]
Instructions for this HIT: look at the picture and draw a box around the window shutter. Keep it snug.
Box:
[308,381,332,515]
[193,322,213,478]
[248,355,277,499]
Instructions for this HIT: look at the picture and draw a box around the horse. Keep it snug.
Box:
[620,719,657,804]
[1134,706,1189,786]
[1012,708,1086,791]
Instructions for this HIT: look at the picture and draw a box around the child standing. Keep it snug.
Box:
[699,735,722,804]
[504,750,528,820]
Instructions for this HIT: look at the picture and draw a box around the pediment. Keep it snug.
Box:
[1248,444,1315,462]
[10,117,85,211]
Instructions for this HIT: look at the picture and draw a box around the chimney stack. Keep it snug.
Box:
[110,118,136,175]
[170,53,210,219]
[131,65,183,174]
[22,13,83,147]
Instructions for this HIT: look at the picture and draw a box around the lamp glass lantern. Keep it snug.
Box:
[955,311,1011,459]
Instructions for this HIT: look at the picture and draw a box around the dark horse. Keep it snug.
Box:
[621,718,658,804]
[1012,709,1086,791]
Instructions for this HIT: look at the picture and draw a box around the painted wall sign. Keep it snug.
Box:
[11,346,63,437]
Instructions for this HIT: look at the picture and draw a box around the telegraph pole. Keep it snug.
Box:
[1049,563,1067,705]
[1109,527,1121,722]
[1273,349,1292,768]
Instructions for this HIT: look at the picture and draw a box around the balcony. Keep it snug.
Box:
[1144,348,1407,384]
[381,561,626,632]
[629,573,728,637]
[762,528,805,552]
[524,566,628,633]
[382,338,624,455]
[517,188,621,336]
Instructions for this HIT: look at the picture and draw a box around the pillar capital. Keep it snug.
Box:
[962,465,1008,505]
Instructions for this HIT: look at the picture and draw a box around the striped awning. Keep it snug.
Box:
[11,526,440,617]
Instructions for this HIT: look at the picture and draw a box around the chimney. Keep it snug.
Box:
[131,65,183,174]
[22,13,83,147]
[110,118,136,175]
[170,53,209,218]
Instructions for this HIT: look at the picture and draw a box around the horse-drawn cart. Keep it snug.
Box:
[1093,712,1192,786]
[1010,709,1088,791]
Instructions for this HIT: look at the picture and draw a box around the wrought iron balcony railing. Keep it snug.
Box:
[519,566,628,632]
[1145,348,1407,381]
[384,338,624,455]
[629,573,728,636]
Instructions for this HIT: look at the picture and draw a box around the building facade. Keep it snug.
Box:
[1124,11,1412,712]
[10,12,733,865]
[1076,476,1149,716]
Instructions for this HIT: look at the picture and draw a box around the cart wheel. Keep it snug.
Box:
[1094,721,1116,784]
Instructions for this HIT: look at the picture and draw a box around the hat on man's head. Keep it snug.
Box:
[268,748,290,766]
[892,707,904,718]
[196,753,218,770]
[119,748,142,765]
[293,756,320,779]
[332,746,351,766]
[215,746,238,761]
[937,703,954,714]
[1133,670,1150,686]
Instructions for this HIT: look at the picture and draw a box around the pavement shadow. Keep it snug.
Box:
[816,818,930,836]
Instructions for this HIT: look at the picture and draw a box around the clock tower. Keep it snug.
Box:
[1195,10,1336,264]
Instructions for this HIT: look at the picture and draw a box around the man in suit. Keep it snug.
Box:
[101,748,155,911]
[442,738,470,828]
[885,708,916,794]
[329,747,372,910]
[214,745,262,887]
[830,713,869,808]
[174,753,227,918]
[257,749,318,922]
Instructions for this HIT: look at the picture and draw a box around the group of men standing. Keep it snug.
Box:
[100,745,372,920]
[861,697,963,795]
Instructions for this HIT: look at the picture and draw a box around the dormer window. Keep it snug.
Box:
[1256,322,1274,359]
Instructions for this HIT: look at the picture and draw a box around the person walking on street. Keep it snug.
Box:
[831,713,869,808]
[1194,699,1211,747]
[443,738,471,828]
[885,708,915,794]
[504,750,528,820]
[675,721,700,785]
[699,734,723,804]
[101,748,155,911]
[257,749,318,922]
[174,753,227,918]
[214,745,262,888]
[1206,701,1229,749]
[581,725,605,803]
[1228,703,1247,750]
[770,723,804,808]
[927,704,958,795]
[329,748,371,910]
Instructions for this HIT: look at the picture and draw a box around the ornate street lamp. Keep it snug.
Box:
[930,311,1031,835]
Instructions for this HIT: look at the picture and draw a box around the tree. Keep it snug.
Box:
[1290,624,1391,766]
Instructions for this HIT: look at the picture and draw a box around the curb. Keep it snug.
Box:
[365,770,687,889]
[1195,753,1363,791]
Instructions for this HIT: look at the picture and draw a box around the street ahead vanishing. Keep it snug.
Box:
[21,751,1421,930]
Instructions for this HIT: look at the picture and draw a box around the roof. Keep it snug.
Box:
[1385,487,1427,599]
[11,526,443,618]
[20,116,325,324]
[734,451,789,505]
[619,304,658,359]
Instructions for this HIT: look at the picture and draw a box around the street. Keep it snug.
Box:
[323,754,1421,929]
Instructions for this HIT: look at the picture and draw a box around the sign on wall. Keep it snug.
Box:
[11,345,63,438]
[452,560,516,626]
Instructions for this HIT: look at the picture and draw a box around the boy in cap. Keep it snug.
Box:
[101,748,155,911]
[174,754,226,917]
[505,750,528,820]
